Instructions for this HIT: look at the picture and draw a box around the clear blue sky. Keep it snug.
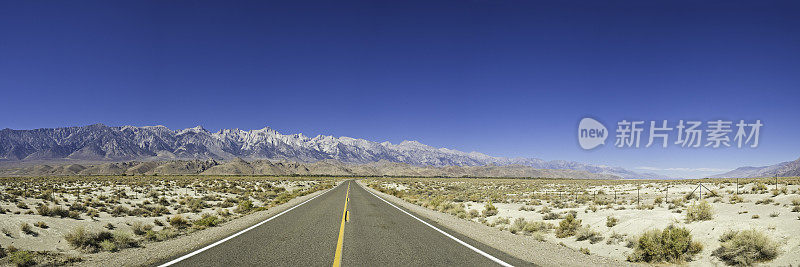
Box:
[1,1,799,177]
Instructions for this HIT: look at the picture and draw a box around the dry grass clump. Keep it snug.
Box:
[606,216,619,227]
[627,225,702,263]
[20,223,36,236]
[8,250,35,266]
[576,226,604,244]
[508,218,552,235]
[555,213,581,238]
[130,221,153,235]
[482,202,498,217]
[713,229,779,266]
[194,214,221,228]
[728,194,744,204]
[169,215,190,229]
[64,227,138,253]
[686,200,713,222]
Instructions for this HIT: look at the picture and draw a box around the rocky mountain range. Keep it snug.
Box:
[708,157,800,178]
[0,124,663,178]
[0,158,622,179]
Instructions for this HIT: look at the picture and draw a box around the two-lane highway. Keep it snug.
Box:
[158,180,532,267]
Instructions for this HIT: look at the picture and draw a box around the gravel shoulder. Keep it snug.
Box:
[76,187,332,267]
[358,180,641,267]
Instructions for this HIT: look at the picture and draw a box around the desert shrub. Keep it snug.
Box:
[542,212,561,220]
[482,202,498,217]
[606,216,619,227]
[654,197,663,205]
[112,230,138,249]
[9,250,35,267]
[607,232,625,245]
[64,227,113,253]
[627,225,702,263]
[99,240,117,252]
[36,205,71,218]
[169,215,190,229]
[729,195,744,204]
[492,216,510,226]
[468,209,479,218]
[555,213,581,238]
[130,221,153,235]
[792,198,800,206]
[510,218,526,234]
[20,223,35,236]
[194,214,220,228]
[235,200,253,214]
[751,215,760,219]
[686,201,713,222]
[579,247,590,255]
[523,221,552,234]
[755,198,773,205]
[751,183,768,193]
[576,226,604,244]
[713,229,779,266]
[769,212,780,218]
[155,228,179,241]
[111,205,129,217]
[34,221,48,229]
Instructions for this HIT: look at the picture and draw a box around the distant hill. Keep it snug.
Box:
[0,158,622,179]
[0,123,661,178]
[708,157,800,178]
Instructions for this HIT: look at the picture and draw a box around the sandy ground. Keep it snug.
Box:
[370,178,800,266]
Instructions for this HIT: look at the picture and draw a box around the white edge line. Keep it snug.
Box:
[158,185,336,267]
[361,183,514,267]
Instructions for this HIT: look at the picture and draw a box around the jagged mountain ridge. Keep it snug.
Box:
[0,124,659,178]
[708,157,800,178]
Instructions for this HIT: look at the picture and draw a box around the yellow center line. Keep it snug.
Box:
[332,181,350,267]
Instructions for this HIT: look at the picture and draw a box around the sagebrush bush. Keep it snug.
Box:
[169,215,190,229]
[64,227,111,253]
[194,214,220,228]
[627,225,702,263]
[130,221,153,235]
[235,200,253,214]
[9,250,35,267]
[576,226,604,244]
[729,195,744,204]
[555,213,581,238]
[523,221,552,234]
[686,201,713,222]
[482,202,498,217]
[606,216,619,227]
[713,229,779,266]
[543,212,560,220]
[34,221,48,229]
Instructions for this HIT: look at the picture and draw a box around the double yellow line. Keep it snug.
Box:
[332,181,350,267]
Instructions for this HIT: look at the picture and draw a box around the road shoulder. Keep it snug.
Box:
[357,180,640,267]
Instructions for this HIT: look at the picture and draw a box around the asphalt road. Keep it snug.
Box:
[158,180,532,267]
